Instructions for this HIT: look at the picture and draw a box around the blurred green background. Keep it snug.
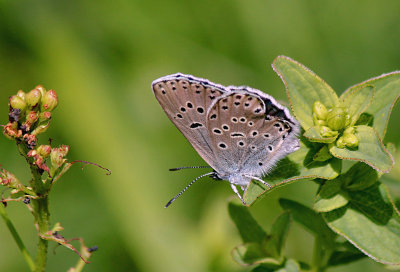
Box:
[1,0,399,271]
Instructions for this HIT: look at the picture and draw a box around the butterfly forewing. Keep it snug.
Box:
[152,74,226,169]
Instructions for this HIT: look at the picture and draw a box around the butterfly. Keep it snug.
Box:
[152,73,300,207]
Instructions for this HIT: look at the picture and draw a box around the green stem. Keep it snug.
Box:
[71,257,87,272]
[0,203,36,271]
[31,198,50,272]
[18,142,51,272]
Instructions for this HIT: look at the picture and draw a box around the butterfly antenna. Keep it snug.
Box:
[169,166,212,171]
[165,172,214,208]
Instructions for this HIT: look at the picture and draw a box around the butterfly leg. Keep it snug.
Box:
[230,183,246,205]
[245,175,272,189]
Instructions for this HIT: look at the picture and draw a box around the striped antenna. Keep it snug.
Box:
[169,166,211,171]
[165,172,214,208]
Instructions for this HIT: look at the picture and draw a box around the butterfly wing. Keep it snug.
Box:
[152,73,227,169]
[205,87,300,181]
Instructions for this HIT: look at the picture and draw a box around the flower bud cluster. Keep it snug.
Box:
[0,168,24,191]
[27,145,52,173]
[26,144,70,176]
[312,101,358,149]
[3,86,58,149]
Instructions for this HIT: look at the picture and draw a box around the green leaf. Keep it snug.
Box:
[327,251,366,266]
[275,259,301,272]
[314,179,349,212]
[303,126,338,143]
[266,212,291,259]
[251,265,275,272]
[342,162,379,191]
[279,198,336,248]
[272,56,339,130]
[228,201,267,243]
[231,243,282,266]
[340,85,374,126]
[251,259,301,272]
[244,138,341,205]
[329,125,394,173]
[230,209,292,266]
[342,71,400,138]
[323,183,400,265]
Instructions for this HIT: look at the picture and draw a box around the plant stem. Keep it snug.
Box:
[31,198,50,272]
[0,203,36,271]
[18,142,51,272]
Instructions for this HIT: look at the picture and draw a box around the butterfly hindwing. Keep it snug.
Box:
[206,88,300,180]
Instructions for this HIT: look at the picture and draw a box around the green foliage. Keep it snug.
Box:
[231,56,400,271]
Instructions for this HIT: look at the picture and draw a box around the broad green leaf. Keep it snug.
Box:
[272,56,339,130]
[327,251,366,266]
[340,85,374,126]
[314,178,349,212]
[244,138,341,205]
[341,162,379,191]
[303,126,338,143]
[251,265,275,272]
[330,125,394,173]
[275,259,301,272]
[279,198,336,248]
[323,183,400,265]
[228,201,267,243]
[231,243,282,266]
[342,71,400,138]
[230,210,291,266]
[267,212,291,259]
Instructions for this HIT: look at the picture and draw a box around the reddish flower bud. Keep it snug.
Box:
[16,90,26,100]
[23,111,39,131]
[50,145,69,171]
[25,88,42,108]
[37,145,51,158]
[35,85,46,97]
[41,90,58,111]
